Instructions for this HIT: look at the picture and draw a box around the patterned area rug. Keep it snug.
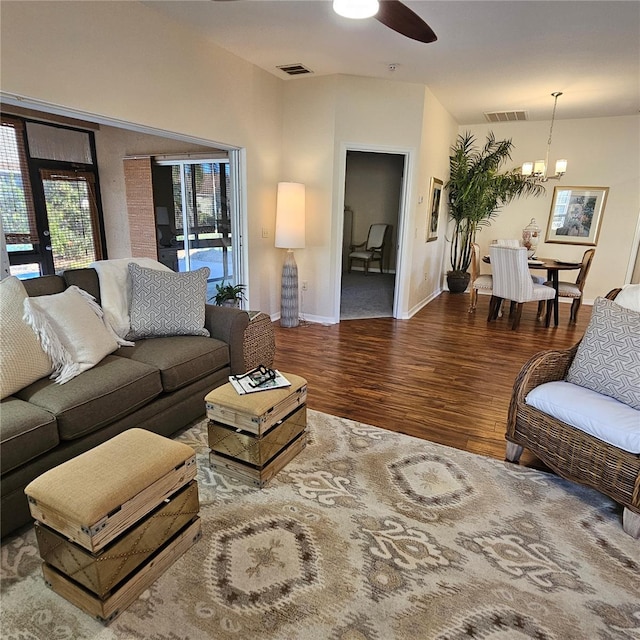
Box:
[2,410,638,639]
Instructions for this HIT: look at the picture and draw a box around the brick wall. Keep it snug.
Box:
[123,157,157,259]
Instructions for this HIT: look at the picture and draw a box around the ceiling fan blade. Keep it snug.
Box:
[375,1,437,44]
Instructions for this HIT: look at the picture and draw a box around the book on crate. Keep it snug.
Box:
[229,368,291,395]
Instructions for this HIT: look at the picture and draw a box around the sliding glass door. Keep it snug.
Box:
[156,156,242,302]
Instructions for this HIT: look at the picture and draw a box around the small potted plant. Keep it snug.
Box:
[213,282,246,307]
[446,132,544,293]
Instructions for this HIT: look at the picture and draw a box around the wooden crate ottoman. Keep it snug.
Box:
[24,428,201,624]
[205,372,307,487]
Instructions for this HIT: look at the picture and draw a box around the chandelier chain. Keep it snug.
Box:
[547,92,560,148]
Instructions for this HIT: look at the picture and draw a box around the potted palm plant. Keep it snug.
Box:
[446,132,545,293]
[213,282,246,307]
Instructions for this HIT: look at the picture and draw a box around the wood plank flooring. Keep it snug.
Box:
[272,292,591,466]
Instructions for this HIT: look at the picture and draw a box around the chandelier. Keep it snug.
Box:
[521,92,567,182]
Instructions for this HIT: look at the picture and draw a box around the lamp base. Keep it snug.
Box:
[280,250,299,328]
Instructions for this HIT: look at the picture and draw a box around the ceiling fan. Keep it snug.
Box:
[333,0,437,44]
[213,0,437,44]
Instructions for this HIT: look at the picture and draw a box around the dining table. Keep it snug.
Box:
[482,255,582,327]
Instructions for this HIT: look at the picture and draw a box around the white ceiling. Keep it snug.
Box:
[144,0,640,125]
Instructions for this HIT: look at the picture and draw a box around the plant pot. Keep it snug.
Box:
[447,271,471,294]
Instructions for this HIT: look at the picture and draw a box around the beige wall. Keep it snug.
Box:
[460,116,640,302]
[411,87,459,314]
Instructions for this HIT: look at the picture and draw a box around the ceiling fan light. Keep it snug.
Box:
[333,0,379,20]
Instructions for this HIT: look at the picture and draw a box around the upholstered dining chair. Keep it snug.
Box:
[469,243,493,313]
[348,223,390,275]
[537,249,596,324]
[488,245,555,330]
[491,238,543,283]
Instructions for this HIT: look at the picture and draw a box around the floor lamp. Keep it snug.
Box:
[275,182,305,328]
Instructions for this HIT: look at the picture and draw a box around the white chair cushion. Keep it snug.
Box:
[473,274,493,291]
[526,380,640,454]
[531,283,556,301]
[551,281,581,297]
[349,251,375,260]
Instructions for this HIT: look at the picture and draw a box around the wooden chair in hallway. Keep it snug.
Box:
[537,249,596,324]
[348,224,390,275]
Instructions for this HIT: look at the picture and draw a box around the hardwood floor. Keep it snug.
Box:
[272,291,591,466]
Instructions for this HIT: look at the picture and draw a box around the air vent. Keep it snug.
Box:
[277,64,313,76]
[484,110,528,123]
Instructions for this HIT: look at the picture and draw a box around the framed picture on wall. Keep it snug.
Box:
[545,186,609,246]
[426,177,443,242]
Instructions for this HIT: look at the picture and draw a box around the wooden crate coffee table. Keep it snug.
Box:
[24,429,200,624]
[205,372,307,487]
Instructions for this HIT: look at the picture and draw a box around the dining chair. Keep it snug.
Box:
[537,248,596,324]
[491,239,545,283]
[488,245,555,330]
[469,242,493,313]
[348,223,390,275]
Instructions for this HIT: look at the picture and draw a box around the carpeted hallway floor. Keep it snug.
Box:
[340,271,396,319]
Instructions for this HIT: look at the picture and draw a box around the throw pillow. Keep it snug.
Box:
[23,286,125,385]
[126,263,210,340]
[566,296,640,410]
[0,276,53,399]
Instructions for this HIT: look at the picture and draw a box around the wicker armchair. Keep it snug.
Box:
[506,288,640,538]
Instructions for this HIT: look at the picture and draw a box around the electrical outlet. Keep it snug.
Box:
[261,227,269,238]
[301,281,308,291]
[424,272,428,281]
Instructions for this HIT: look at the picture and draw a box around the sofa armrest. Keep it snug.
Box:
[204,305,249,375]
[507,343,579,437]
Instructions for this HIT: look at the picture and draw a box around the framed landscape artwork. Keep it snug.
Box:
[545,186,609,246]
[427,177,443,242]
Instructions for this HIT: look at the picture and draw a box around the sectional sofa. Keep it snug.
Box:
[1,267,250,537]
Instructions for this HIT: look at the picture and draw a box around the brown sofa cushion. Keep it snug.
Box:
[16,355,162,441]
[0,397,58,473]
[115,336,229,393]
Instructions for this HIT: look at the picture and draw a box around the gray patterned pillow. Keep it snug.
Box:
[127,264,210,340]
[566,296,640,410]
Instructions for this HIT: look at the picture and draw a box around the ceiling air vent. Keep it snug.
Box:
[277,63,313,76]
[484,110,528,123]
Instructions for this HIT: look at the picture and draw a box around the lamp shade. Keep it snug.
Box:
[275,182,306,249]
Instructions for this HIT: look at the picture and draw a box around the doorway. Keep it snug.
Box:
[340,150,405,320]
[0,115,106,279]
